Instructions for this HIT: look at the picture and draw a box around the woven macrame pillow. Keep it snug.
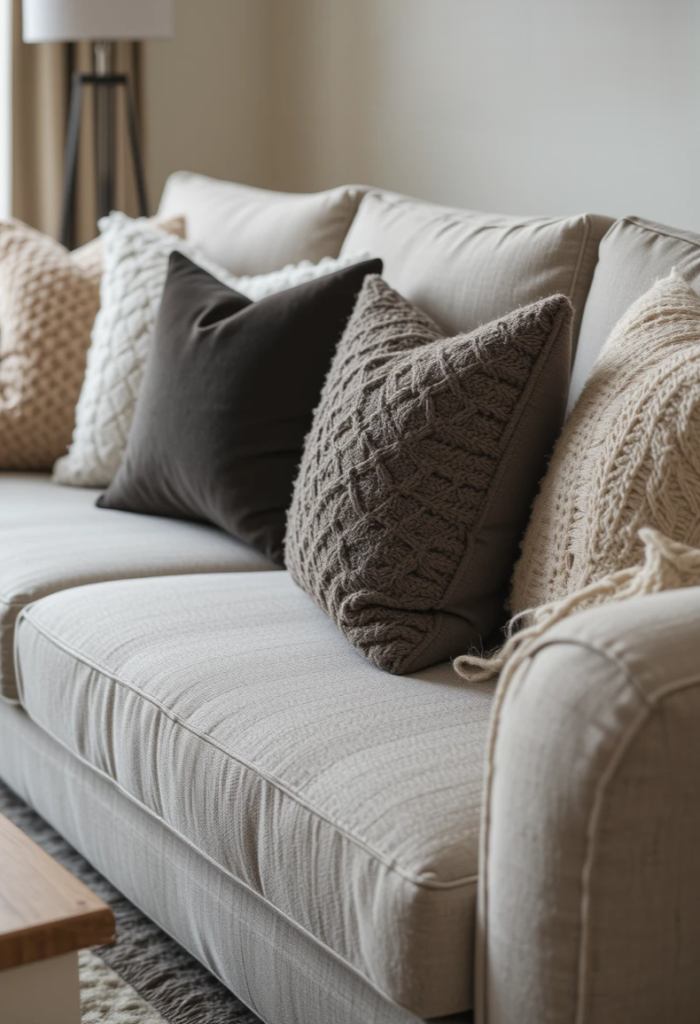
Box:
[0,219,104,470]
[455,272,700,682]
[285,275,573,675]
[511,271,700,613]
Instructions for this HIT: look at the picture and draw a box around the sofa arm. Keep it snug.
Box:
[476,587,700,1024]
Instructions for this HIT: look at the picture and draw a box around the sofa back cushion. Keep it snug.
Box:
[569,217,700,411]
[339,190,612,349]
[157,172,367,275]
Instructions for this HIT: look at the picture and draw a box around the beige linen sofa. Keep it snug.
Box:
[1,175,699,1024]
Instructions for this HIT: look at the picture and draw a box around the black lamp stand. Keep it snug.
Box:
[60,42,148,249]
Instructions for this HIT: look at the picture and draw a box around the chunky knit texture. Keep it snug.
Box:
[54,214,206,488]
[286,275,573,674]
[0,219,103,469]
[456,271,700,681]
[514,271,700,608]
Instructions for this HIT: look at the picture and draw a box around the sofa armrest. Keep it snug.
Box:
[477,587,700,1024]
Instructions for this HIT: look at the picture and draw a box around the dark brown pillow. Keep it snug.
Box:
[285,275,573,674]
[98,252,382,564]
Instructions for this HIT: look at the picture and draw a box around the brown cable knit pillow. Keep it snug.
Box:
[285,275,573,674]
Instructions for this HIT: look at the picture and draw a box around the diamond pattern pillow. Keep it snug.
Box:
[285,275,573,674]
[0,220,104,470]
[53,213,203,488]
[54,211,372,488]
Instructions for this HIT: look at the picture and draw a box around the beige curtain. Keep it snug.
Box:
[11,0,146,247]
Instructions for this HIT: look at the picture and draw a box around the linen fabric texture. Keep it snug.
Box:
[1,698,436,1024]
[158,172,366,275]
[0,473,275,703]
[99,254,383,565]
[340,190,612,350]
[286,275,573,674]
[512,272,700,617]
[0,219,103,469]
[12,570,493,1018]
[478,589,700,1024]
[54,211,372,489]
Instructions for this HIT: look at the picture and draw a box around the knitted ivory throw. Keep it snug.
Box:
[455,271,700,681]
[286,274,573,675]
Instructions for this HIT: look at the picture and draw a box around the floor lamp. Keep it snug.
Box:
[22,0,174,248]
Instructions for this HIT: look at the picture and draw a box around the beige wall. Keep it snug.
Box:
[143,0,272,210]
[145,0,700,230]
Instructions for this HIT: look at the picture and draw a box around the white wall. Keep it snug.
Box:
[145,0,700,230]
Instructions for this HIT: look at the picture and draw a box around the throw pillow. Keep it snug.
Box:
[0,220,102,469]
[512,271,700,612]
[69,215,186,280]
[97,252,383,565]
[284,275,573,675]
[53,210,372,488]
[456,271,700,680]
[52,212,232,488]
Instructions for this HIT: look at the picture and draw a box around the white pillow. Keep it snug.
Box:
[53,212,370,488]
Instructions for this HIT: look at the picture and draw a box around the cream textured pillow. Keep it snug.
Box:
[68,214,186,279]
[54,211,372,488]
[456,271,700,680]
[0,220,103,470]
[512,271,700,612]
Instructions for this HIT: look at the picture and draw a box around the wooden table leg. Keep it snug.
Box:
[0,950,81,1024]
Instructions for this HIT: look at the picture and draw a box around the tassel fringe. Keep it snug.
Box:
[454,528,700,682]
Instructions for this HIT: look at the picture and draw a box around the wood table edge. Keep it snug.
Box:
[0,906,116,971]
[0,812,116,971]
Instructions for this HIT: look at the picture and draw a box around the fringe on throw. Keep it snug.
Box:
[454,527,700,683]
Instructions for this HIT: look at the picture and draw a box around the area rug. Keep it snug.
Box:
[0,779,262,1024]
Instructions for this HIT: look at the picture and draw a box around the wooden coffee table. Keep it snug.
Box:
[0,810,115,1024]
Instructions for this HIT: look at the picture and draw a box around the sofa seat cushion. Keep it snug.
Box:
[14,570,493,1019]
[0,474,275,702]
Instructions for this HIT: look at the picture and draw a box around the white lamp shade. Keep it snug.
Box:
[22,0,174,43]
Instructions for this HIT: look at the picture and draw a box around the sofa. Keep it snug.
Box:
[1,174,700,1024]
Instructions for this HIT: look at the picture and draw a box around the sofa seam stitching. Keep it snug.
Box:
[483,638,700,1024]
[478,637,700,1024]
[623,215,700,247]
[18,608,477,892]
[568,215,592,313]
